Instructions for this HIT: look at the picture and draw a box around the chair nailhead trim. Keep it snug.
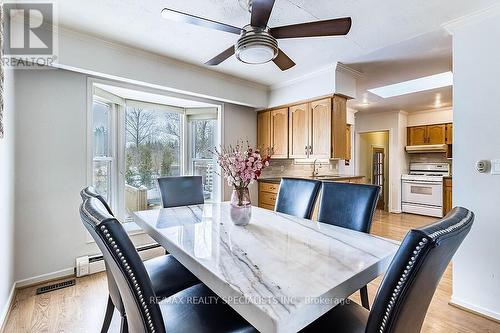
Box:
[379,237,428,333]
[378,210,472,332]
[98,224,156,333]
[428,211,473,240]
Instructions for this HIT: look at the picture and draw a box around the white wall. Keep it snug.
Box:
[355,111,408,212]
[0,68,16,324]
[14,69,97,281]
[407,108,453,126]
[55,28,268,108]
[447,6,500,321]
[222,104,258,201]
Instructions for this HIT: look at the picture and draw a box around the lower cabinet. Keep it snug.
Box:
[258,182,279,210]
[443,178,453,215]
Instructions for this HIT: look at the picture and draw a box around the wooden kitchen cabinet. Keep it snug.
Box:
[427,124,446,144]
[257,95,349,161]
[257,110,271,151]
[270,108,288,158]
[345,124,352,160]
[310,98,332,159]
[443,177,453,215]
[289,103,310,158]
[407,123,450,145]
[408,126,428,145]
[332,95,348,159]
[446,123,453,144]
[258,181,279,210]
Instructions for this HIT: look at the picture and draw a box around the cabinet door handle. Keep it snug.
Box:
[305,145,308,157]
[309,145,313,155]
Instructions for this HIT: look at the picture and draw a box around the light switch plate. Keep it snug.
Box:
[491,159,500,175]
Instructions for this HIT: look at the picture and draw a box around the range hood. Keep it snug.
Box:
[405,144,448,153]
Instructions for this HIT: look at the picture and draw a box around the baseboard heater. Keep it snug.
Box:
[75,243,164,277]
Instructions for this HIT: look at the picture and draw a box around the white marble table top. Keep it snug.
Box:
[133,203,399,333]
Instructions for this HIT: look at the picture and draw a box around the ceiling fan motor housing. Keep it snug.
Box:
[235,25,279,64]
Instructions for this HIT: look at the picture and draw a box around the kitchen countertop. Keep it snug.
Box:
[258,175,365,184]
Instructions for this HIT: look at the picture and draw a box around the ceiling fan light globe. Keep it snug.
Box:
[236,44,277,64]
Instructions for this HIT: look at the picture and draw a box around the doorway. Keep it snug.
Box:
[372,147,386,209]
[358,131,389,211]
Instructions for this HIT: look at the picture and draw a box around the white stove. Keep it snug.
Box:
[401,163,450,217]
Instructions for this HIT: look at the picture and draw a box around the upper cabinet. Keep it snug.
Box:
[446,123,453,144]
[289,103,310,158]
[408,126,427,145]
[407,123,451,146]
[257,110,271,151]
[345,124,352,161]
[331,96,348,159]
[270,108,289,158]
[257,108,289,159]
[427,124,446,144]
[257,95,348,160]
[310,98,332,159]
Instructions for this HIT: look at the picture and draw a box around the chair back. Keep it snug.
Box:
[80,186,124,314]
[318,182,380,233]
[80,197,166,333]
[366,207,474,333]
[80,186,113,215]
[275,178,321,219]
[157,176,204,208]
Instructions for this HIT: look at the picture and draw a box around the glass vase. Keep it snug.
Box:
[230,186,251,207]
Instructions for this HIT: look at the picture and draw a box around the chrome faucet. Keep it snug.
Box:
[312,159,320,177]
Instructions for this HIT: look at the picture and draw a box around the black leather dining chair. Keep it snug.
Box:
[80,187,199,333]
[275,178,322,219]
[301,207,474,333]
[317,181,381,309]
[157,176,205,208]
[80,197,258,333]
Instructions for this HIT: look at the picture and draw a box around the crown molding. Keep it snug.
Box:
[443,3,500,34]
[269,65,336,90]
[336,63,364,78]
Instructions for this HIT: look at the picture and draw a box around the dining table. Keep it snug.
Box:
[133,203,399,333]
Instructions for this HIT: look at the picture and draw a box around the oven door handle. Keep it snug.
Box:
[402,180,442,185]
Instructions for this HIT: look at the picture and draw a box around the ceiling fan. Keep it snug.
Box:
[161,0,352,71]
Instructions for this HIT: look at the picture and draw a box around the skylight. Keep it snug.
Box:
[368,72,453,98]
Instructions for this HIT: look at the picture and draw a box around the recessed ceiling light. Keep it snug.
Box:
[368,72,453,98]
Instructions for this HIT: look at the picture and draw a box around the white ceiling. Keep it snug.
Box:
[346,30,453,112]
[53,0,498,88]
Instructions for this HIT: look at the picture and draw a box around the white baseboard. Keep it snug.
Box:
[450,296,500,322]
[15,267,75,289]
[0,284,16,333]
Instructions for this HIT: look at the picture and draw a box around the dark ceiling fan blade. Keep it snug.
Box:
[251,0,276,27]
[270,17,352,39]
[205,46,235,66]
[273,49,296,71]
[161,8,242,35]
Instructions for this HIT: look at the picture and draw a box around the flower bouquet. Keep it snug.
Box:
[214,141,272,208]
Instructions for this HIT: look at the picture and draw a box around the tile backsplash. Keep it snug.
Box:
[262,159,340,178]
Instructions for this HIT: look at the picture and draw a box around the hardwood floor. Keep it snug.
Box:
[3,211,500,333]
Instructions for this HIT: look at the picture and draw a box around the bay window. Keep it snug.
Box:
[89,84,220,223]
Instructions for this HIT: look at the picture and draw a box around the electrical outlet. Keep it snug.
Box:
[75,256,89,277]
[280,165,285,172]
